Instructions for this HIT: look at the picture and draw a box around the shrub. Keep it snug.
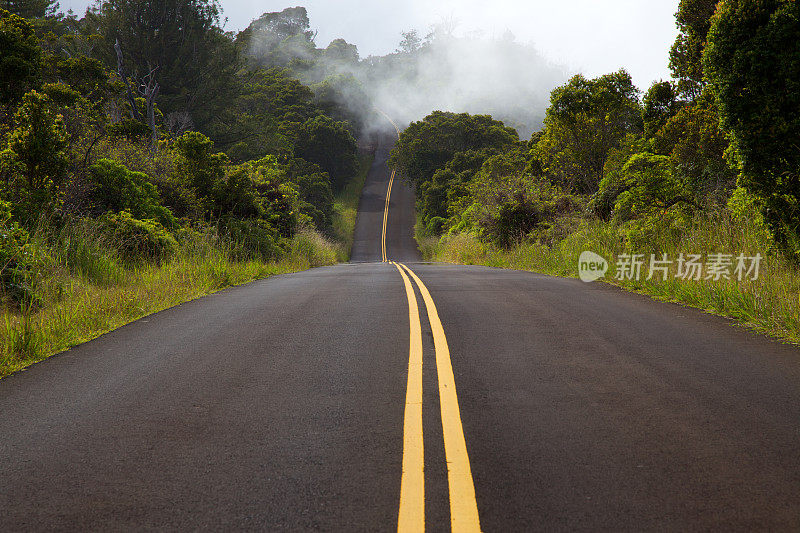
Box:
[475,176,580,248]
[88,158,176,228]
[0,9,42,105]
[99,210,177,263]
[0,200,36,306]
[3,90,69,223]
[221,218,284,260]
[613,153,697,221]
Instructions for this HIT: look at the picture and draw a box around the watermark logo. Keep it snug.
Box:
[578,251,763,283]
[579,251,609,282]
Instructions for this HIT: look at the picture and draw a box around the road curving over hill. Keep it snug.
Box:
[1,128,799,531]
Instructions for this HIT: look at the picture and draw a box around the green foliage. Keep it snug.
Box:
[237,156,297,237]
[0,9,42,105]
[283,157,334,230]
[471,171,580,248]
[98,0,240,133]
[613,153,696,222]
[727,186,773,245]
[3,89,68,222]
[291,115,358,190]
[171,131,228,217]
[591,134,651,219]
[88,158,176,228]
[652,90,736,198]
[536,70,642,194]
[211,68,314,161]
[390,111,519,188]
[239,7,315,69]
[642,81,681,139]
[704,0,800,255]
[2,0,58,18]
[221,218,283,260]
[669,0,718,99]
[311,73,369,135]
[99,210,177,263]
[107,117,151,141]
[0,199,36,306]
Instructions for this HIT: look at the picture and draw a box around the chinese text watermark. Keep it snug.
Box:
[579,252,762,283]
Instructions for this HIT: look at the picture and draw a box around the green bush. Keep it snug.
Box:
[0,200,36,306]
[221,218,284,260]
[476,176,580,248]
[99,210,177,263]
[613,153,696,221]
[0,9,42,105]
[704,0,800,254]
[88,159,176,228]
[2,90,69,223]
[50,218,123,285]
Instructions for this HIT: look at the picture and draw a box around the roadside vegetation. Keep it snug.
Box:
[400,0,800,343]
[332,153,374,260]
[0,2,378,376]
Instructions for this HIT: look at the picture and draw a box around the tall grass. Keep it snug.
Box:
[0,221,339,378]
[331,153,374,261]
[424,211,800,343]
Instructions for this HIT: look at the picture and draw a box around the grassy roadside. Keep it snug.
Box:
[419,213,800,344]
[0,228,338,377]
[0,156,375,378]
[331,153,374,261]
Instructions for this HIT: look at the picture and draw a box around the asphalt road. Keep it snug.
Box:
[1,135,800,531]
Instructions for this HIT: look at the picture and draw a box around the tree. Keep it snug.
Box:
[0,9,42,105]
[88,158,175,227]
[283,158,333,230]
[3,90,68,221]
[669,0,718,99]
[704,0,800,253]
[2,0,58,19]
[291,115,357,190]
[397,30,422,54]
[98,0,240,133]
[240,7,316,69]
[245,7,314,47]
[324,39,358,66]
[389,111,519,188]
[613,153,697,222]
[642,81,681,139]
[171,131,228,218]
[536,70,642,194]
[311,72,369,135]
[652,91,736,198]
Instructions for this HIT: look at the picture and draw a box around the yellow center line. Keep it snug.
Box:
[378,108,400,263]
[393,262,425,532]
[382,169,395,262]
[396,262,482,533]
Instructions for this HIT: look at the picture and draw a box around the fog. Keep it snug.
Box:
[57,1,680,137]
[244,14,570,138]
[360,32,568,137]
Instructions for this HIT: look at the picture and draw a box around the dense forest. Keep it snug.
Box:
[0,2,376,313]
[0,2,394,368]
[398,0,799,260]
[2,0,800,366]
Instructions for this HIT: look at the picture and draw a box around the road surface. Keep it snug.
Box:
[1,130,799,531]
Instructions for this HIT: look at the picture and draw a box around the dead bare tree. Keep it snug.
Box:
[165,111,194,139]
[114,39,160,152]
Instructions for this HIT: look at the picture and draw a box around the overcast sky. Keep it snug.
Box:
[60,0,681,90]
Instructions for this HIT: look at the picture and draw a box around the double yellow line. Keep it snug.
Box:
[381,169,396,263]
[378,111,480,532]
[392,261,482,533]
[379,109,400,264]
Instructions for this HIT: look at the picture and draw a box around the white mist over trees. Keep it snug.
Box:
[239,7,569,139]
